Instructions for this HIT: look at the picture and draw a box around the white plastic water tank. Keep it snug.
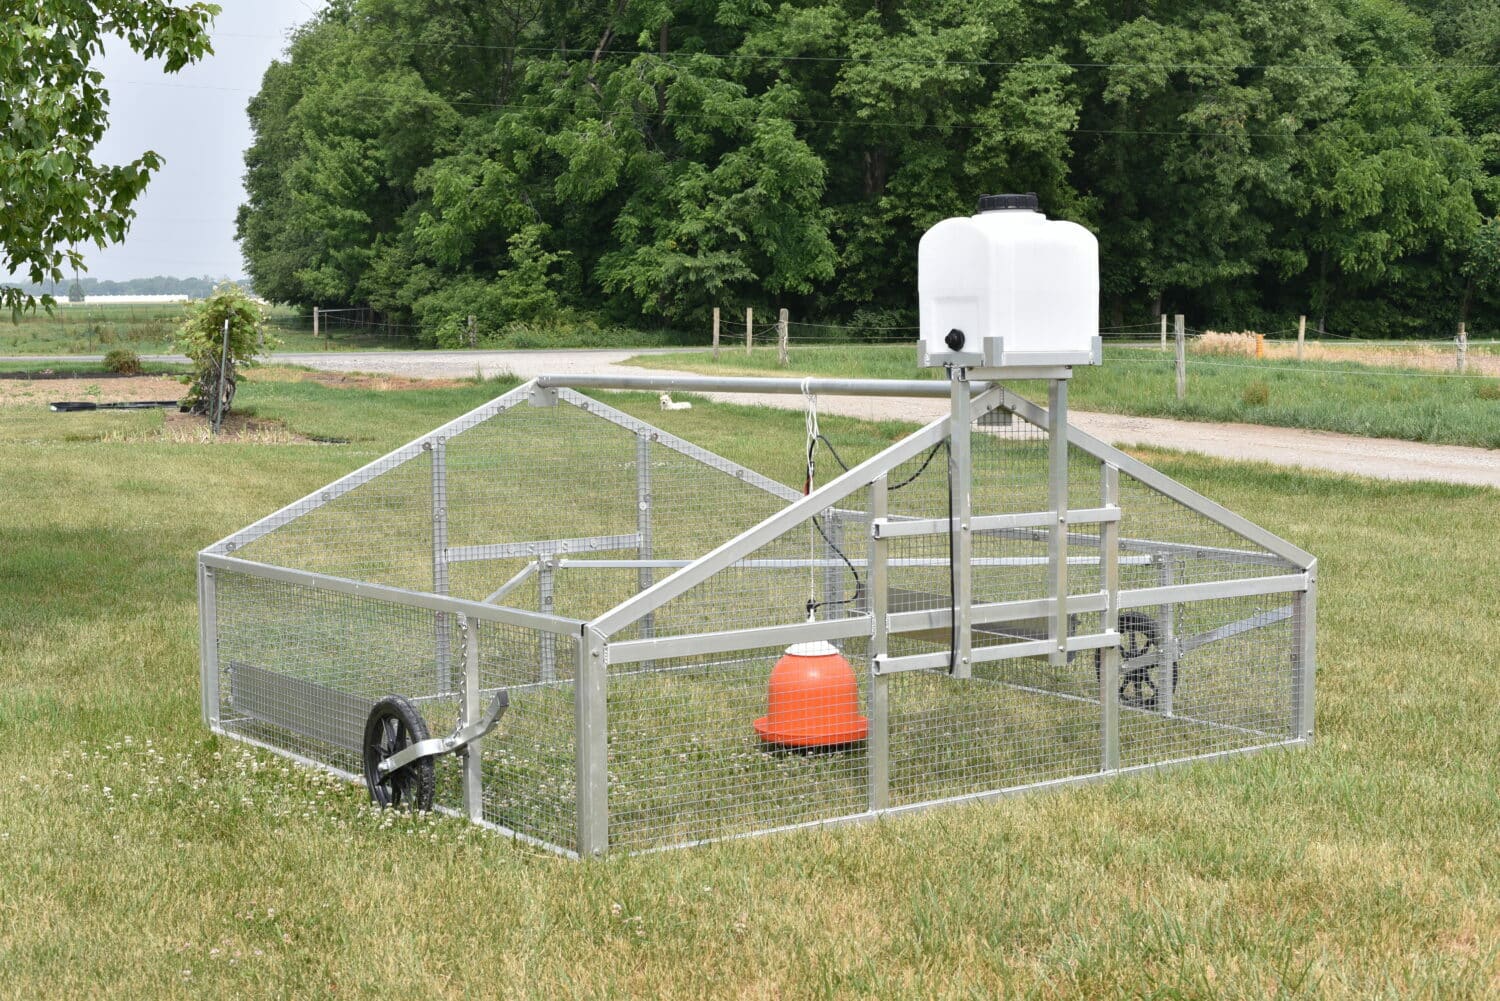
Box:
[918,193,1099,367]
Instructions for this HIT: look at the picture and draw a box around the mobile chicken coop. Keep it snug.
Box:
[198,199,1316,858]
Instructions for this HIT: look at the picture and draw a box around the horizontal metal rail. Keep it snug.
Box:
[987,525,1295,568]
[199,553,585,635]
[873,630,1118,675]
[556,555,1156,571]
[1119,573,1307,609]
[886,593,1110,634]
[609,617,871,665]
[447,534,641,563]
[538,373,999,398]
[872,506,1119,539]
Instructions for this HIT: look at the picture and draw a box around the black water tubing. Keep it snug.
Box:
[49,400,181,412]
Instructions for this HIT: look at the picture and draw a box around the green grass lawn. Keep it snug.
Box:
[1,372,1495,997]
[630,344,1500,449]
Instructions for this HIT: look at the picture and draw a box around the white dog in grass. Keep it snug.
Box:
[659,393,693,411]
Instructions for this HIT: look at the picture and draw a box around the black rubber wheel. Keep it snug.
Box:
[1095,612,1178,711]
[362,695,435,811]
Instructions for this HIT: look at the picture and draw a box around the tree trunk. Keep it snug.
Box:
[863,149,888,197]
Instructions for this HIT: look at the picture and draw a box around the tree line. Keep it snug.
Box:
[236,0,1500,343]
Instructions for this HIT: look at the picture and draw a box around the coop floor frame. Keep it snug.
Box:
[201,372,1316,858]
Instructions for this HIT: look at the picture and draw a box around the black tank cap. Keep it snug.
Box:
[977,192,1039,212]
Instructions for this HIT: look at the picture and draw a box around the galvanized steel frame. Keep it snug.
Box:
[201,371,1316,859]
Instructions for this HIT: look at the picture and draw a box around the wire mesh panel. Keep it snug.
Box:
[605,644,872,853]
[1116,593,1298,767]
[232,449,435,591]
[476,622,578,851]
[887,652,1102,806]
[213,568,461,780]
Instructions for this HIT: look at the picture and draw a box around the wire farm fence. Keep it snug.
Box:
[200,379,1316,857]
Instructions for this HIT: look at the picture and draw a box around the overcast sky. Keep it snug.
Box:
[79,1,326,281]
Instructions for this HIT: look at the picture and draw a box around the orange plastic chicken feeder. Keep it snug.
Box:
[753,641,868,748]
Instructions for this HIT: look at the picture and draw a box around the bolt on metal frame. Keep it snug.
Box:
[200,370,1316,858]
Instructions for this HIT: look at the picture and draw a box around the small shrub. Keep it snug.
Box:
[103,348,142,375]
[176,283,275,418]
[1242,379,1271,406]
[1477,381,1500,401]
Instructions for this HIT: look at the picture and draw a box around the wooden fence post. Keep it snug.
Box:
[777,308,789,366]
[712,307,720,360]
[313,305,321,349]
[1175,314,1186,401]
[745,307,753,356]
[1160,313,1167,351]
[1298,315,1306,362]
[467,314,477,348]
[1457,322,1467,373]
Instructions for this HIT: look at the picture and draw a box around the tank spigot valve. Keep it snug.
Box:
[944,328,966,352]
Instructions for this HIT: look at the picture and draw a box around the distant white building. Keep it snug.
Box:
[60,294,192,305]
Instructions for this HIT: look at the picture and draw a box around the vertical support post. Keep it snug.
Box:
[1158,555,1177,718]
[430,437,453,693]
[199,563,220,728]
[313,305,320,346]
[1174,314,1187,401]
[948,371,973,679]
[636,433,655,653]
[867,474,890,811]
[712,307,720,361]
[777,308,789,366]
[1292,562,1317,741]
[467,314,477,348]
[1255,333,1265,359]
[539,559,557,683]
[212,318,230,435]
[460,615,483,821]
[745,306,753,356]
[576,627,609,857]
[1047,378,1070,667]
[1160,313,1168,351]
[1099,464,1120,771]
[1457,322,1467,374]
[1297,315,1306,362]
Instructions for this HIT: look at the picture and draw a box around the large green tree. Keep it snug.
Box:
[236,0,1497,340]
[0,1,219,317]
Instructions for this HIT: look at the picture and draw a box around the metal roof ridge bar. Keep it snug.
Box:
[203,379,538,555]
[537,373,1002,398]
[996,388,1317,569]
[586,394,1001,638]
